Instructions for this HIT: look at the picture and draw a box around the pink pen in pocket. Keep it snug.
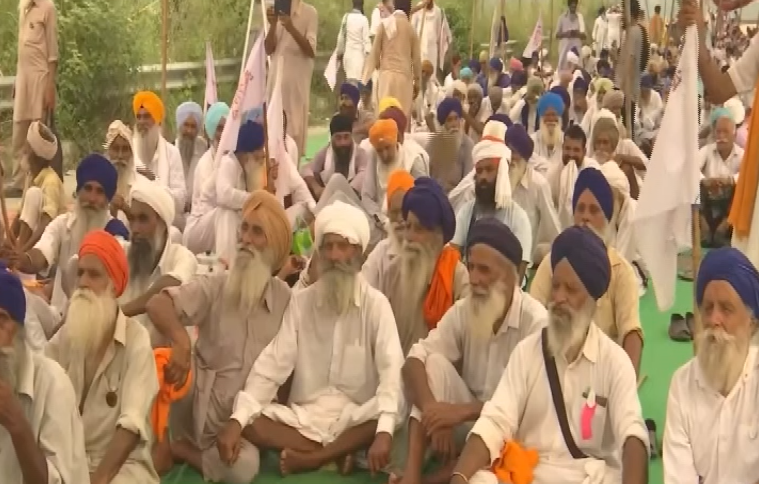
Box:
[580,389,597,440]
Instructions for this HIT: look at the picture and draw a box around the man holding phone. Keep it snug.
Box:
[265,0,318,158]
[555,0,587,71]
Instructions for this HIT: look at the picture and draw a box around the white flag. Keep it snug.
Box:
[267,60,287,166]
[439,12,452,71]
[523,15,543,59]
[203,41,218,115]
[324,51,339,91]
[632,26,701,311]
[214,33,267,164]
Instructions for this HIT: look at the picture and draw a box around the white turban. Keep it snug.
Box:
[130,181,176,227]
[27,121,58,160]
[566,51,580,66]
[104,120,133,150]
[449,80,467,97]
[724,97,746,125]
[581,45,592,58]
[315,200,371,251]
[600,161,630,198]
[482,120,507,142]
[472,139,512,209]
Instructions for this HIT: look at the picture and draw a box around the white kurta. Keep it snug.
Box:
[512,167,562,256]
[361,237,398,289]
[698,143,743,181]
[410,5,444,74]
[545,157,601,229]
[132,136,187,219]
[337,10,372,81]
[531,131,565,175]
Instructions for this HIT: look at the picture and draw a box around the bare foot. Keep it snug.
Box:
[280,448,321,475]
[337,453,354,476]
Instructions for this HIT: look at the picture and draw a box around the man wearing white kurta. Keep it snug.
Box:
[410,0,446,75]
[663,248,759,484]
[219,200,404,476]
[337,1,372,83]
[530,92,567,175]
[450,226,649,484]
[104,120,150,227]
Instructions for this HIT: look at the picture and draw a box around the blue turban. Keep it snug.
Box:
[437,97,463,125]
[640,74,654,89]
[204,102,230,138]
[104,218,130,240]
[572,167,614,221]
[340,82,360,106]
[550,86,571,108]
[76,154,118,201]
[496,74,511,88]
[175,101,203,130]
[0,264,25,324]
[538,92,566,117]
[402,177,456,243]
[551,226,611,300]
[489,57,504,72]
[511,71,527,88]
[696,248,759,315]
[467,217,523,267]
[467,59,480,73]
[487,113,513,128]
[505,124,535,160]
[573,77,589,94]
[710,107,734,126]
[460,67,474,79]
[235,120,265,153]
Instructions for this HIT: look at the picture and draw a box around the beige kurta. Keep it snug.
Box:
[45,311,160,484]
[363,11,422,120]
[165,273,290,483]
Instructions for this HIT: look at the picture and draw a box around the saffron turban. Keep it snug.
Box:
[572,167,614,221]
[236,120,265,153]
[131,181,176,227]
[505,124,535,160]
[696,248,759,316]
[103,120,133,150]
[104,219,130,240]
[176,101,203,130]
[549,86,571,109]
[369,119,398,148]
[133,91,165,123]
[205,102,230,138]
[487,113,513,128]
[509,57,523,71]
[402,177,456,243]
[387,169,415,201]
[242,190,293,271]
[79,230,129,297]
[27,121,58,160]
[436,97,463,125]
[77,154,118,201]
[600,162,630,198]
[340,82,360,106]
[0,264,25,324]
[379,107,408,134]
[330,114,353,136]
[315,200,371,251]
[537,92,565,117]
[378,97,402,113]
[467,218,523,267]
[551,226,611,300]
[489,57,504,71]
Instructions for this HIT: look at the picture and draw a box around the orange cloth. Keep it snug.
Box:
[491,440,539,484]
[369,119,399,148]
[729,77,759,238]
[78,230,129,296]
[421,60,434,75]
[387,169,415,201]
[241,190,293,271]
[151,348,192,443]
[423,245,460,329]
[132,91,165,124]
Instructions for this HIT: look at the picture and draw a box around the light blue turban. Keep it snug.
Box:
[205,102,230,137]
[175,101,203,130]
[696,248,759,316]
[709,107,734,127]
[459,67,474,79]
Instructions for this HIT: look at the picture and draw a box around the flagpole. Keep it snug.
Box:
[548,0,555,62]
[622,0,633,139]
[241,0,257,77]
[161,0,168,136]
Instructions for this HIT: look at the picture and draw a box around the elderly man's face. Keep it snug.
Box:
[714,117,736,150]
[135,108,156,135]
[593,130,617,155]
[404,212,441,248]
[541,109,560,129]
[596,88,607,105]
[77,254,115,297]
[320,233,361,266]
[701,280,754,339]
[108,135,133,167]
[238,149,267,168]
[550,259,592,314]
[129,199,162,242]
[213,117,227,146]
[375,140,398,165]
[0,309,19,349]
[78,181,110,211]
[180,116,199,140]
[128,200,165,278]
[238,212,270,253]
[387,190,406,233]
[468,91,483,110]
[339,94,356,117]
[468,244,517,298]
[573,92,587,110]
[573,190,608,236]
[443,112,461,132]
[562,136,586,165]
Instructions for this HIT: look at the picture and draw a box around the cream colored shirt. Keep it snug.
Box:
[361,238,398,289]
[698,143,743,181]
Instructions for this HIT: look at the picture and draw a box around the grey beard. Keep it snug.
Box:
[178,137,196,166]
[0,336,26,392]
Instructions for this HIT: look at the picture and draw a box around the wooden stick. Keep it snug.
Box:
[637,373,648,390]
[468,0,477,59]
[241,0,257,78]
[548,0,555,61]
[161,0,168,104]
[622,0,633,139]
[692,0,705,356]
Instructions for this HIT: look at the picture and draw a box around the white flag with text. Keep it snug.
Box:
[523,15,543,58]
[203,41,218,114]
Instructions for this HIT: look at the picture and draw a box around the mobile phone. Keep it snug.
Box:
[274,0,291,15]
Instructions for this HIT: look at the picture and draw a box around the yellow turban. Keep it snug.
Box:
[378,97,402,113]
[241,190,292,271]
[479,50,488,62]
[369,119,398,148]
[132,91,165,124]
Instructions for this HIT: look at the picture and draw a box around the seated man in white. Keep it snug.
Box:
[390,219,546,484]
[451,226,649,484]
[23,286,62,352]
[104,120,150,227]
[663,248,759,484]
[174,101,209,230]
[216,200,404,476]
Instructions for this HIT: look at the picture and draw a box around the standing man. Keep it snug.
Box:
[265,0,318,158]
[336,0,372,85]
[555,0,586,71]
[8,0,58,197]
[649,5,664,46]
[410,0,447,76]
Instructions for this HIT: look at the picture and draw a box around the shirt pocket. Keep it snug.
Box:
[339,344,368,389]
[23,20,46,46]
[572,394,608,451]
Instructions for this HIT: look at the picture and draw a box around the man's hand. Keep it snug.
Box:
[111,194,127,212]
[266,7,278,25]
[43,81,56,111]
[0,379,25,432]
[137,166,156,181]
[279,255,306,279]
[267,159,279,193]
[217,420,243,465]
[280,15,294,31]
[421,402,466,434]
[678,0,706,34]
[428,428,457,463]
[165,340,191,389]
[367,431,392,475]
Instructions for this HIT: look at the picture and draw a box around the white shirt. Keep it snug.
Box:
[336,10,372,80]
[190,148,214,216]
[531,131,565,175]
[512,166,562,251]
[231,276,405,435]
[698,143,743,181]
[133,136,187,217]
[361,238,398,289]
[285,134,299,167]
[663,346,759,484]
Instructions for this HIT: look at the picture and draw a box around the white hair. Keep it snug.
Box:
[65,284,119,358]
[546,299,596,360]
[398,236,442,311]
[467,279,509,340]
[317,254,362,315]
[223,247,273,316]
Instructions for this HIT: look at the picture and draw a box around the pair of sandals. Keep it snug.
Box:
[668,312,695,342]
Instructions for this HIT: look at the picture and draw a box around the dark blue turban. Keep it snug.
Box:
[468,59,480,73]
[437,97,463,125]
[537,92,566,117]
[0,263,25,324]
[549,87,571,109]
[77,154,118,201]
[340,82,360,106]
[104,218,130,240]
[402,177,456,243]
[236,120,265,153]
[505,124,535,160]
[467,217,523,267]
[696,248,759,316]
[489,57,504,72]
[496,73,511,88]
[487,113,513,128]
[551,226,611,300]
[573,168,614,221]
[640,74,654,90]
[573,77,589,94]
[330,114,353,135]
[511,71,527,88]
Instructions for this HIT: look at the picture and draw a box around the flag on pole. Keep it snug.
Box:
[523,14,543,58]
[267,60,287,166]
[203,41,218,114]
[439,11,452,70]
[632,26,701,311]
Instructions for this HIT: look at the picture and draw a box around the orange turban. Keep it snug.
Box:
[78,230,129,297]
[242,190,293,271]
[369,119,398,148]
[421,60,434,75]
[387,169,414,201]
[132,91,165,124]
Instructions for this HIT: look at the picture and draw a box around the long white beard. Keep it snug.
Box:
[134,126,161,167]
[546,301,595,360]
[399,240,438,309]
[71,203,110,248]
[0,333,26,391]
[66,288,119,357]
[318,257,362,315]
[178,136,196,167]
[539,119,562,147]
[224,248,273,315]
[385,220,404,254]
[696,327,751,396]
[467,280,509,340]
[114,161,134,198]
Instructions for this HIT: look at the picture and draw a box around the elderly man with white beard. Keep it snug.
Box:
[451,226,649,484]
[131,91,187,225]
[663,248,759,484]
[10,154,129,312]
[380,177,468,354]
[144,190,293,483]
[508,77,544,135]
[390,219,546,484]
[0,265,90,484]
[428,98,474,192]
[46,230,160,484]
[531,167,643,374]
[104,120,150,227]
[216,200,404,477]
[175,101,209,228]
[530,92,566,175]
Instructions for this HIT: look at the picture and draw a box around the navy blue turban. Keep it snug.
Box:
[551,226,611,300]
[340,82,360,106]
[330,114,353,136]
[489,57,504,72]
[437,97,463,125]
[505,124,535,160]
[696,248,759,316]
[77,154,118,201]
[550,86,571,108]
[236,120,265,153]
[573,168,614,221]
[640,74,654,90]
[487,113,513,128]
[468,59,480,73]
[573,77,589,94]
[104,218,130,240]
[0,263,25,324]
[359,79,373,91]
[511,71,527,88]
[467,217,523,267]
[402,177,456,243]
[537,92,566,117]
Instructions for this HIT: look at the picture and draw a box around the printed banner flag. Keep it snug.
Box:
[523,15,543,58]
[203,41,218,115]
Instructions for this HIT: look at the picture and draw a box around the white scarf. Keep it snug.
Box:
[323,145,357,182]
[558,160,580,227]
